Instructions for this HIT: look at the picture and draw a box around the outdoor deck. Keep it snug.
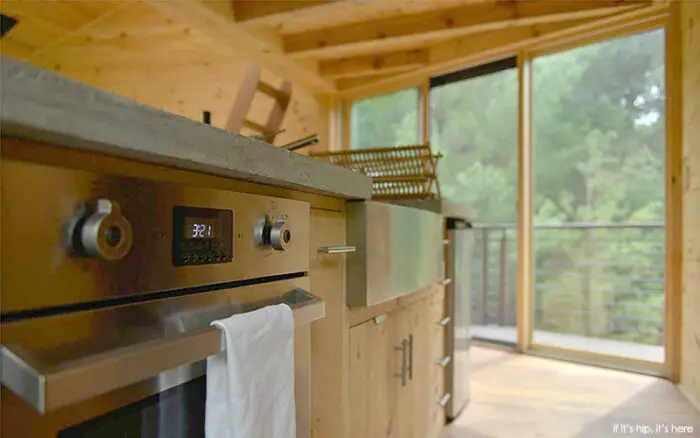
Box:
[468,325,665,363]
[441,346,699,438]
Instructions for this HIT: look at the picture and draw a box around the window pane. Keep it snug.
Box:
[532,29,666,363]
[350,88,420,149]
[430,66,518,345]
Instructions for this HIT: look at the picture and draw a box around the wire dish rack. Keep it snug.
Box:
[310,144,442,200]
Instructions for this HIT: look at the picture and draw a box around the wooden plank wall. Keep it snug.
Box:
[681,0,700,409]
[0,2,332,152]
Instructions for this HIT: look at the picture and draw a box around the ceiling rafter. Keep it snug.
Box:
[232,0,341,25]
[284,0,651,59]
[145,0,335,93]
[320,49,429,79]
[336,5,665,97]
[332,20,591,87]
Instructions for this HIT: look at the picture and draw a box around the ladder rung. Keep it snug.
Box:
[257,81,290,103]
[243,119,266,133]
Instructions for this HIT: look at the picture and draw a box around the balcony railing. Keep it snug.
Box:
[470,222,665,347]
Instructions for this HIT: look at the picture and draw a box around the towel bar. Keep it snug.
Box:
[1,288,324,414]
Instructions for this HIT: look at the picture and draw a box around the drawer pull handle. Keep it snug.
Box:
[319,246,356,254]
[437,393,452,407]
[394,339,409,387]
[438,317,451,326]
[440,278,452,286]
[437,356,452,367]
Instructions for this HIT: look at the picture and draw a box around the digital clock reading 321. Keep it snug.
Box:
[173,206,232,266]
[183,217,219,239]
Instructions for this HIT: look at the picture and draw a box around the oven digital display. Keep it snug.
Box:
[173,207,233,266]
[183,217,220,239]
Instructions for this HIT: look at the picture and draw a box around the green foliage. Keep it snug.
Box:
[351,88,420,149]
[351,29,666,349]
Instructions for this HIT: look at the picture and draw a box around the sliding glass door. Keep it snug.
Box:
[530,28,666,364]
[430,58,519,346]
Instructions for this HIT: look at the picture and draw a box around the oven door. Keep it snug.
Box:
[0,276,322,438]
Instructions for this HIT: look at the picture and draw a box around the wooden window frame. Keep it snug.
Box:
[518,8,682,381]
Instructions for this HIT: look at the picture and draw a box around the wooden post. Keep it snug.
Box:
[341,99,351,150]
[664,1,684,384]
[516,50,534,352]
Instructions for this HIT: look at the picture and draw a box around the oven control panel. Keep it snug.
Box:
[1,154,311,314]
[172,206,233,266]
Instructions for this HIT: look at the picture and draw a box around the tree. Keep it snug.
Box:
[350,29,666,347]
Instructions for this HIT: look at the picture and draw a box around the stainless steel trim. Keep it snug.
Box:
[445,223,475,420]
[437,356,452,368]
[438,317,452,326]
[318,245,356,254]
[441,278,453,286]
[1,288,324,414]
[438,393,452,407]
[346,201,443,307]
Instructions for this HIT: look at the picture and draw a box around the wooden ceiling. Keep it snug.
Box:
[1,0,667,96]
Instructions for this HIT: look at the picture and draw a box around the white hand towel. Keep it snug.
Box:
[206,303,296,438]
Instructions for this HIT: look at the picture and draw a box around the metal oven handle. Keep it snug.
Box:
[1,288,325,415]
[318,245,356,254]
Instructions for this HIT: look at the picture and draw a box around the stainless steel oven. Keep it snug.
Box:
[0,152,324,437]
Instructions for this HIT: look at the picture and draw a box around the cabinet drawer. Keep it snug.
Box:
[429,286,446,323]
[429,286,446,360]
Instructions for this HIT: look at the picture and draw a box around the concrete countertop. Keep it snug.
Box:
[0,57,372,200]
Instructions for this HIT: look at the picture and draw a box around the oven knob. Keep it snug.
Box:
[270,215,291,251]
[253,215,272,249]
[69,199,133,261]
[254,214,290,251]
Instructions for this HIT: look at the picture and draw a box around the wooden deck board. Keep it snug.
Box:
[442,346,700,438]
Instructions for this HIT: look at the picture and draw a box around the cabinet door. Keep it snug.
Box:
[309,209,349,438]
[427,286,447,438]
[405,295,433,438]
[349,317,392,438]
[388,304,413,438]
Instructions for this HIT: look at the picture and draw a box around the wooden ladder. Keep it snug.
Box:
[225,62,293,144]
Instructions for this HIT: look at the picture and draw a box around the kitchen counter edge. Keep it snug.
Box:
[0,56,372,200]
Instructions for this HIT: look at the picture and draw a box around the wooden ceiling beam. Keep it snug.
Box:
[284,0,650,59]
[335,72,410,91]
[232,0,340,25]
[336,5,665,98]
[323,17,601,83]
[145,0,335,93]
[320,49,429,79]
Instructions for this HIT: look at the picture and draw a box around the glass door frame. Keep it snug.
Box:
[515,6,683,381]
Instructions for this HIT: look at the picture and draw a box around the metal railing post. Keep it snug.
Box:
[500,229,508,326]
[482,228,489,325]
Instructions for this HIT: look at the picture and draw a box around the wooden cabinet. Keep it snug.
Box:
[348,308,393,438]
[349,286,446,438]
[427,286,447,438]
[307,207,447,438]
[309,209,350,438]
